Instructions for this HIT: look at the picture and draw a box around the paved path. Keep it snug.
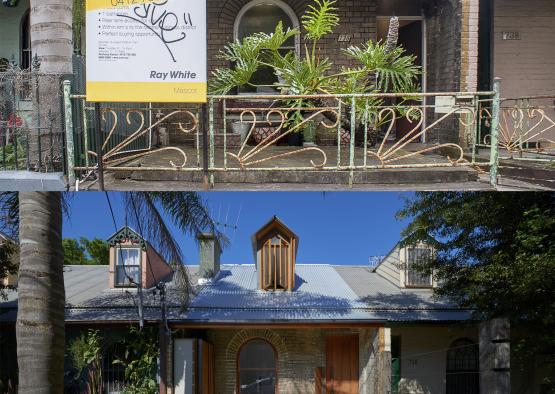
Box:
[76,173,550,192]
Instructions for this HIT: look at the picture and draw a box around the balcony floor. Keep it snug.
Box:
[111,143,471,170]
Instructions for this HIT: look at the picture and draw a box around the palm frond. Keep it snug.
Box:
[124,192,189,307]
[256,21,299,52]
[343,40,420,92]
[302,0,340,41]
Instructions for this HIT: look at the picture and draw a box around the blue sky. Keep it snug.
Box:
[63,192,412,266]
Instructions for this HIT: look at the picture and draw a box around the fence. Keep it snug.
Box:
[67,82,502,189]
[0,63,67,173]
[477,94,555,163]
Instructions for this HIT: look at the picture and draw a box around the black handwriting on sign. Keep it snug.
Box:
[116,0,195,63]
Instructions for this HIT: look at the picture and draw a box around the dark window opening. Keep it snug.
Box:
[102,343,130,394]
[20,9,31,69]
[236,2,297,93]
[391,335,401,394]
[237,339,278,394]
[446,338,480,394]
[406,247,432,287]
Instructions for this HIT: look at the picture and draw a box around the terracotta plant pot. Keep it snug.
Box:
[253,126,277,145]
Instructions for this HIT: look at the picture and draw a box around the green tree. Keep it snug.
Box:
[397,192,555,387]
[0,240,18,300]
[1,191,222,393]
[114,326,159,394]
[80,238,109,265]
[63,238,87,265]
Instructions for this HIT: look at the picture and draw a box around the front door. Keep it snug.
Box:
[325,334,359,394]
[377,18,425,141]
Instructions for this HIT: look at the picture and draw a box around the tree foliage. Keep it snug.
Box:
[397,192,555,368]
[0,241,18,300]
[68,330,103,394]
[63,237,110,265]
[63,238,88,265]
[114,327,159,394]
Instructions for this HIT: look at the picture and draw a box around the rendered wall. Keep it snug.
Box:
[0,0,29,66]
[391,324,479,394]
[493,0,555,141]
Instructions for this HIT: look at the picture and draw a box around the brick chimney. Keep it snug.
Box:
[197,233,221,279]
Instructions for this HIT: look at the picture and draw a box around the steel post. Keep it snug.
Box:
[63,80,76,187]
[489,78,502,188]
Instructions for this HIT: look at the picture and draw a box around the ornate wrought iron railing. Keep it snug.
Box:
[477,94,555,163]
[66,82,502,189]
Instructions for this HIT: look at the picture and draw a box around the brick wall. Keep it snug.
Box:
[207,0,377,77]
[423,0,462,144]
[202,0,477,144]
[198,327,381,394]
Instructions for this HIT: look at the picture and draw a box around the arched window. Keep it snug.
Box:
[237,339,278,393]
[446,338,479,394]
[234,0,300,92]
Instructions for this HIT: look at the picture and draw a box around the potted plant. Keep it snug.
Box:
[303,120,317,146]
[209,0,421,143]
[231,120,250,144]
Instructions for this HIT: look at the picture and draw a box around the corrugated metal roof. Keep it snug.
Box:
[334,266,459,309]
[1,264,473,324]
[188,265,363,310]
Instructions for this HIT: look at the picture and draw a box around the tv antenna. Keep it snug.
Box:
[215,203,242,244]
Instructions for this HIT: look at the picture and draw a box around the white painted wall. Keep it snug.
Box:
[0,0,30,65]
[173,339,195,394]
[375,246,402,287]
[391,325,479,394]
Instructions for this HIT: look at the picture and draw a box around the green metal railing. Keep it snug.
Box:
[64,81,503,189]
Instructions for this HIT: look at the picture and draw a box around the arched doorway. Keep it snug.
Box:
[237,339,278,393]
[446,338,480,394]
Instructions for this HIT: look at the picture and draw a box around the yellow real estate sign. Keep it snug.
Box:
[86,0,207,103]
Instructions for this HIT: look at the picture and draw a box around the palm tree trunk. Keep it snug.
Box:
[16,192,65,393]
[30,0,73,74]
[29,0,73,169]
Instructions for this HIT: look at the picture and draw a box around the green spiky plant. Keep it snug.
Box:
[210,0,421,142]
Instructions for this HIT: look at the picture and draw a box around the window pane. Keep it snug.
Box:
[238,340,277,394]
[238,3,296,91]
[116,265,140,286]
[115,248,141,286]
[239,340,276,369]
[407,248,431,286]
[116,248,140,266]
[377,0,422,16]
[238,4,294,39]
[239,371,276,394]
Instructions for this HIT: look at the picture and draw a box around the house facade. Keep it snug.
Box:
[0,218,515,393]
[1,0,554,188]
[3,0,553,99]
